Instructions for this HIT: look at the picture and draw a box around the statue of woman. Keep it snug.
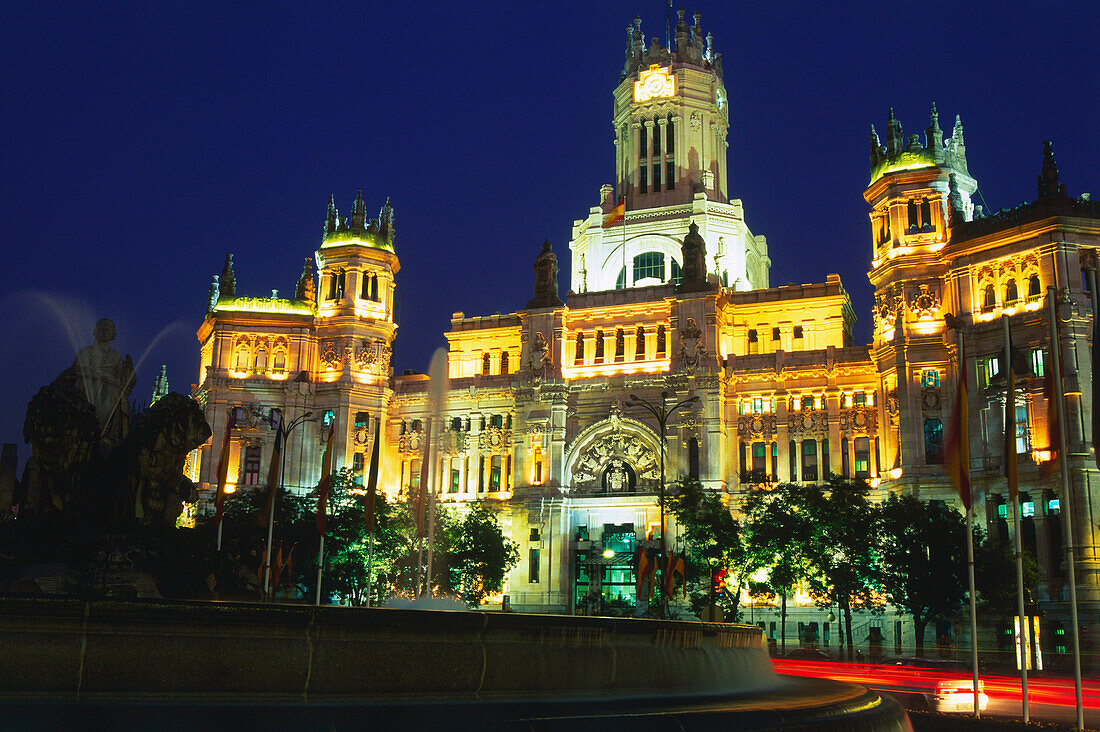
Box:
[64,319,135,448]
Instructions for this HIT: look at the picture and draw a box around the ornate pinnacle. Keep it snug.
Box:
[207,274,220,312]
[219,253,236,298]
[1038,140,1067,199]
[926,101,943,158]
[350,188,366,229]
[885,107,903,158]
[325,193,338,238]
[869,124,883,167]
[296,257,316,303]
[948,173,965,227]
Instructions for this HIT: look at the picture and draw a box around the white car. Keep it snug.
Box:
[931,678,989,713]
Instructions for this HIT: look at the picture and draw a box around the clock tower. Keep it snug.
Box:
[569,11,768,294]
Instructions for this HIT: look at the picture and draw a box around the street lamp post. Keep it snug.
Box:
[623,390,700,617]
[264,410,319,595]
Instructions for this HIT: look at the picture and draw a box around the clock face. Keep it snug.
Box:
[634,64,675,103]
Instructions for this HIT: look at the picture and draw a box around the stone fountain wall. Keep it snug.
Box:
[0,597,775,704]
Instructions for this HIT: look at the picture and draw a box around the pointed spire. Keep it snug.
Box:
[926,101,943,158]
[944,114,968,173]
[704,31,713,62]
[150,365,169,407]
[350,188,366,229]
[379,196,395,244]
[885,107,903,158]
[295,257,315,303]
[675,8,689,53]
[1038,140,1067,199]
[207,274,220,312]
[325,193,338,238]
[219,253,236,298]
[869,124,883,167]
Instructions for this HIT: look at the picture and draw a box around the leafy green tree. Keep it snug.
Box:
[878,494,967,657]
[446,502,519,606]
[807,478,881,660]
[975,529,1041,617]
[742,482,819,654]
[666,477,743,618]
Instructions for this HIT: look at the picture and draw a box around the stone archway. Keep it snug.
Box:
[564,411,662,494]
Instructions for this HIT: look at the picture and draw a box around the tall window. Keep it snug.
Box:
[982,284,996,312]
[594,330,605,363]
[529,548,540,583]
[670,258,681,285]
[920,198,932,231]
[801,440,818,482]
[254,349,267,371]
[1015,404,1029,454]
[273,352,286,372]
[500,351,509,374]
[748,329,759,354]
[242,446,261,486]
[478,456,485,493]
[1005,280,1019,306]
[614,329,625,361]
[640,165,648,194]
[633,252,664,282]
[656,325,666,357]
[575,332,584,364]
[665,114,674,154]
[1028,274,1041,300]
[666,160,675,191]
[490,455,502,491]
[688,437,699,478]
[924,418,944,464]
[450,459,461,493]
[482,353,491,375]
[361,273,372,300]
[327,273,337,300]
[1030,348,1045,378]
[788,441,798,481]
[652,161,661,190]
[841,437,850,478]
[652,120,661,155]
[335,270,346,299]
[639,122,647,158]
[751,442,766,478]
[854,437,871,478]
[635,326,646,360]
[921,369,940,387]
[977,356,1000,389]
[235,349,248,370]
[822,439,830,479]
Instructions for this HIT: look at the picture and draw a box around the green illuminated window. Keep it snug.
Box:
[633,252,664,282]
[921,369,940,387]
[1030,348,1045,378]
[670,258,681,285]
[924,418,944,464]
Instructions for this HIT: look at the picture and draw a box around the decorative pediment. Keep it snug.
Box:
[564,411,661,494]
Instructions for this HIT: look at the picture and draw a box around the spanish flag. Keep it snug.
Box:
[663,551,685,599]
[636,547,650,596]
[945,341,972,511]
[257,424,283,529]
[213,414,235,528]
[602,194,625,228]
[1039,349,1061,481]
[315,421,336,533]
[364,417,381,535]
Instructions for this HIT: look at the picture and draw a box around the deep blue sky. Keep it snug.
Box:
[1,1,1096,455]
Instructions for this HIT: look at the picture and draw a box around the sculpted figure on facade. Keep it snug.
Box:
[526,240,564,309]
[678,317,706,371]
[678,222,709,292]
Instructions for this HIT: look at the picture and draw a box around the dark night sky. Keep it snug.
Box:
[1,1,1096,457]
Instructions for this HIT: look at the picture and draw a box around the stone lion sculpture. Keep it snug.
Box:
[108,393,211,531]
[21,380,102,517]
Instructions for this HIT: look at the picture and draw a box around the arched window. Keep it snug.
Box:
[801,440,818,482]
[653,117,661,156]
[1028,274,1041,300]
[982,284,996,312]
[500,351,509,374]
[235,350,248,371]
[656,325,666,357]
[335,270,346,299]
[666,113,675,155]
[594,330,605,363]
[273,352,286,372]
[327,273,338,300]
[361,272,372,300]
[482,353,491,375]
[633,251,665,283]
[920,198,933,231]
[670,258,682,285]
[574,332,584,364]
[614,329,625,361]
[638,119,647,159]
[635,326,646,360]
[907,200,919,233]
[1005,280,1019,306]
[371,274,380,301]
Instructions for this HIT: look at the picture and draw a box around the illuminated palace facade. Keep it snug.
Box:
[193,13,1100,655]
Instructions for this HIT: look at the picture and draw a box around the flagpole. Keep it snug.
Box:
[1049,285,1084,729]
[955,329,981,718]
[216,522,223,552]
[365,532,375,608]
[315,532,325,605]
[263,424,282,596]
[426,442,438,598]
[1003,316,1029,722]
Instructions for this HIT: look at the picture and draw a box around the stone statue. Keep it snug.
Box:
[107,393,210,530]
[526,240,565,309]
[61,319,135,448]
[606,459,629,493]
[679,221,709,292]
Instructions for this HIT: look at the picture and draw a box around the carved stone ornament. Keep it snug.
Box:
[921,386,941,413]
[441,430,469,455]
[690,111,702,131]
[569,429,659,493]
[478,427,513,451]
[678,317,706,372]
[908,284,940,319]
[398,431,422,455]
[886,389,900,427]
[319,340,341,370]
[353,423,370,448]
[737,414,777,440]
[874,289,902,332]
[529,331,552,381]
[354,339,390,375]
[787,409,829,438]
[838,406,878,436]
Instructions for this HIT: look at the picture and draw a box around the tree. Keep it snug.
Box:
[666,477,743,618]
[742,482,819,654]
[878,494,967,658]
[446,502,519,606]
[807,478,881,660]
[975,529,1041,617]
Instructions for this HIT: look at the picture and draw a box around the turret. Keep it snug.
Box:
[295,257,315,303]
[1037,141,1067,199]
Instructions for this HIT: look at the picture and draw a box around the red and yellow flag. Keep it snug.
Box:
[602,194,625,228]
[364,417,381,535]
[1003,331,1019,502]
[636,547,650,596]
[213,414,235,527]
[315,421,336,533]
[945,342,972,511]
